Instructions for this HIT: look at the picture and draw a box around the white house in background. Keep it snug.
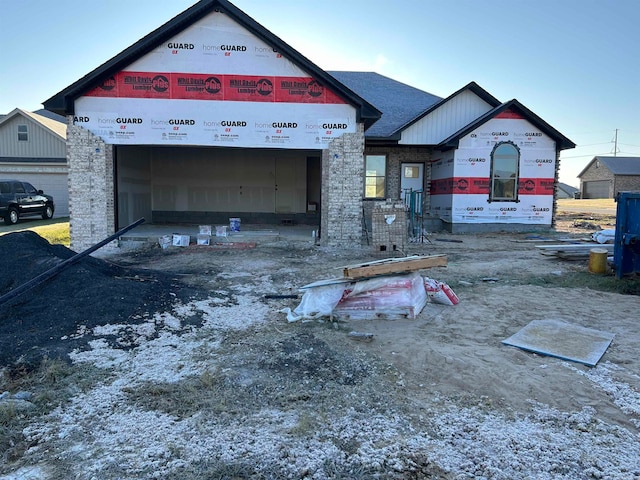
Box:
[0,108,69,217]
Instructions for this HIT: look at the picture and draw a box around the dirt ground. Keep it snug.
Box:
[1,210,639,479]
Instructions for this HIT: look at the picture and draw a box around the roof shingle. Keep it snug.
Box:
[580,156,640,176]
[328,71,441,139]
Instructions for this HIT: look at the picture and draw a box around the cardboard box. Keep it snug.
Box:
[158,235,171,249]
[197,234,211,245]
[172,234,190,247]
[199,225,212,235]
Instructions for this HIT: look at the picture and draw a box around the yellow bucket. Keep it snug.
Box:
[588,248,608,274]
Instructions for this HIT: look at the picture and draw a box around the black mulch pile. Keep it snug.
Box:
[0,232,203,370]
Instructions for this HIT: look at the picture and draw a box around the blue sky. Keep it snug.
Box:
[1,0,638,186]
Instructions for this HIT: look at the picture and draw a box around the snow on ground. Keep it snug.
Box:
[4,290,637,480]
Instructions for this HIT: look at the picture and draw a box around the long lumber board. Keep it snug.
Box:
[535,244,613,253]
[342,255,447,279]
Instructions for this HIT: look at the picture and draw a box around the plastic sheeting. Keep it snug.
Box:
[283,272,459,322]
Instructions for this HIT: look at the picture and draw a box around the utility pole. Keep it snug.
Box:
[613,128,619,156]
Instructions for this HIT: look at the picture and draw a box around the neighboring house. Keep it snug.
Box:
[0,108,69,216]
[577,156,640,199]
[42,0,574,250]
[557,182,579,199]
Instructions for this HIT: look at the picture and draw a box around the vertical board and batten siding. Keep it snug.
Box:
[0,115,66,158]
[0,114,69,216]
[399,90,494,145]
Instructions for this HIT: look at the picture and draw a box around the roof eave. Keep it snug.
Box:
[43,0,381,125]
[436,99,576,152]
[365,133,401,143]
[44,0,217,115]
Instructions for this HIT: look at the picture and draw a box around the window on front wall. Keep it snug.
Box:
[489,141,520,202]
[18,124,28,142]
[365,155,386,198]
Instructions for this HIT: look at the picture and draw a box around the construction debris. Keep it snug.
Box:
[281,253,452,322]
[332,273,428,320]
[342,255,447,279]
[535,243,614,259]
[348,331,375,342]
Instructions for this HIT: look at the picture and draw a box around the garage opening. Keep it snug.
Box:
[582,180,610,199]
[114,146,321,229]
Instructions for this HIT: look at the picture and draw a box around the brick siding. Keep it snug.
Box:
[66,121,116,252]
[320,124,366,247]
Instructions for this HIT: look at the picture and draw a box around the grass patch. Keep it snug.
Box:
[162,460,275,480]
[556,198,616,211]
[288,411,318,436]
[28,222,70,246]
[124,370,250,419]
[525,271,640,295]
[0,357,108,469]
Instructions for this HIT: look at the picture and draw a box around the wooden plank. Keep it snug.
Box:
[342,255,447,279]
[535,244,613,252]
[300,277,352,289]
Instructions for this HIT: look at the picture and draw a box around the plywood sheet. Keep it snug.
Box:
[502,319,614,367]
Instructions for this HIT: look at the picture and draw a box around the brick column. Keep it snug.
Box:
[320,124,365,247]
[66,121,116,252]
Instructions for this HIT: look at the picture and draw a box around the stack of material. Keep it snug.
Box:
[333,272,427,320]
[283,255,448,322]
[536,242,614,259]
[197,225,212,245]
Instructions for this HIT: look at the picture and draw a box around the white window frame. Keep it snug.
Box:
[17,124,28,142]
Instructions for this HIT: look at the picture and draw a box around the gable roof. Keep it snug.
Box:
[557,182,579,195]
[328,71,442,139]
[33,109,67,124]
[437,99,576,151]
[396,81,501,137]
[0,108,67,140]
[578,156,640,177]
[43,0,381,128]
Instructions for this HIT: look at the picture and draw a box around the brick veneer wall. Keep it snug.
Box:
[320,124,365,247]
[372,200,408,253]
[362,146,432,231]
[579,162,616,198]
[66,121,116,252]
[615,175,640,194]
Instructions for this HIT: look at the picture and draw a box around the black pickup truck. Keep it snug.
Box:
[0,179,55,225]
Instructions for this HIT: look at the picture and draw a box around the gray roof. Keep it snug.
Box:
[328,71,442,139]
[33,109,66,123]
[578,156,640,177]
[557,182,579,194]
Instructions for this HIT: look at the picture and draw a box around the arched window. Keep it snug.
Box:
[489,141,520,202]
